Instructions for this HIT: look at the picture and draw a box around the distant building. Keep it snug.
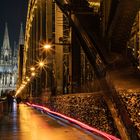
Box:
[0,23,24,96]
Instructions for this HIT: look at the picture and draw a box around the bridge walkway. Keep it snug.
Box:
[0,102,110,140]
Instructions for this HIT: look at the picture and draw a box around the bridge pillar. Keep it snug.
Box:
[71,29,81,93]
[55,5,64,94]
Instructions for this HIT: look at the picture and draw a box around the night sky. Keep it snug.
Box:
[0,0,28,48]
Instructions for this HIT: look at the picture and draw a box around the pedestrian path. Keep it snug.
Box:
[0,103,105,140]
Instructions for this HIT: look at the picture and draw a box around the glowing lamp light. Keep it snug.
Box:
[26,76,29,79]
[27,78,30,81]
[31,72,35,76]
[25,76,30,81]
[30,67,35,71]
[44,44,51,50]
[39,61,44,67]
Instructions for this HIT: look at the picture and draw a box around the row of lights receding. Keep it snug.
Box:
[15,43,52,97]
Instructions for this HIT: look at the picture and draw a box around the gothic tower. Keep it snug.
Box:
[19,23,24,45]
[0,23,23,96]
[0,23,12,65]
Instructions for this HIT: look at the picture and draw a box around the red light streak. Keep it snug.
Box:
[26,102,120,140]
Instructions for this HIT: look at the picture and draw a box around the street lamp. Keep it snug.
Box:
[43,41,71,95]
[43,44,51,50]
[30,67,35,71]
[39,61,44,67]
[31,72,36,77]
[26,76,30,82]
[42,43,56,95]
[36,59,48,70]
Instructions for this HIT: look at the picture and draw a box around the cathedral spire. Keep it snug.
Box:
[13,41,17,56]
[2,23,11,50]
[19,23,24,45]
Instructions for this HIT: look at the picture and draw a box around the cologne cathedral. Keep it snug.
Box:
[0,23,24,96]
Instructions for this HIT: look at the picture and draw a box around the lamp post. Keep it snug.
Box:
[43,41,71,95]
[42,43,56,95]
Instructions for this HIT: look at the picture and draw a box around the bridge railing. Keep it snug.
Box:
[106,74,139,140]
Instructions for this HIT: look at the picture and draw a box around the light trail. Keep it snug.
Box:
[26,102,120,140]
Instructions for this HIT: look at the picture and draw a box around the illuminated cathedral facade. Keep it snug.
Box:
[0,23,24,96]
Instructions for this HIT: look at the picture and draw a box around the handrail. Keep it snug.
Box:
[106,75,139,140]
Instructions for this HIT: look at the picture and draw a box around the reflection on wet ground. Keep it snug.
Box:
[0,103,104,140]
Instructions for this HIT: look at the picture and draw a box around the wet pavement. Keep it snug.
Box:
[0,103,105,140]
